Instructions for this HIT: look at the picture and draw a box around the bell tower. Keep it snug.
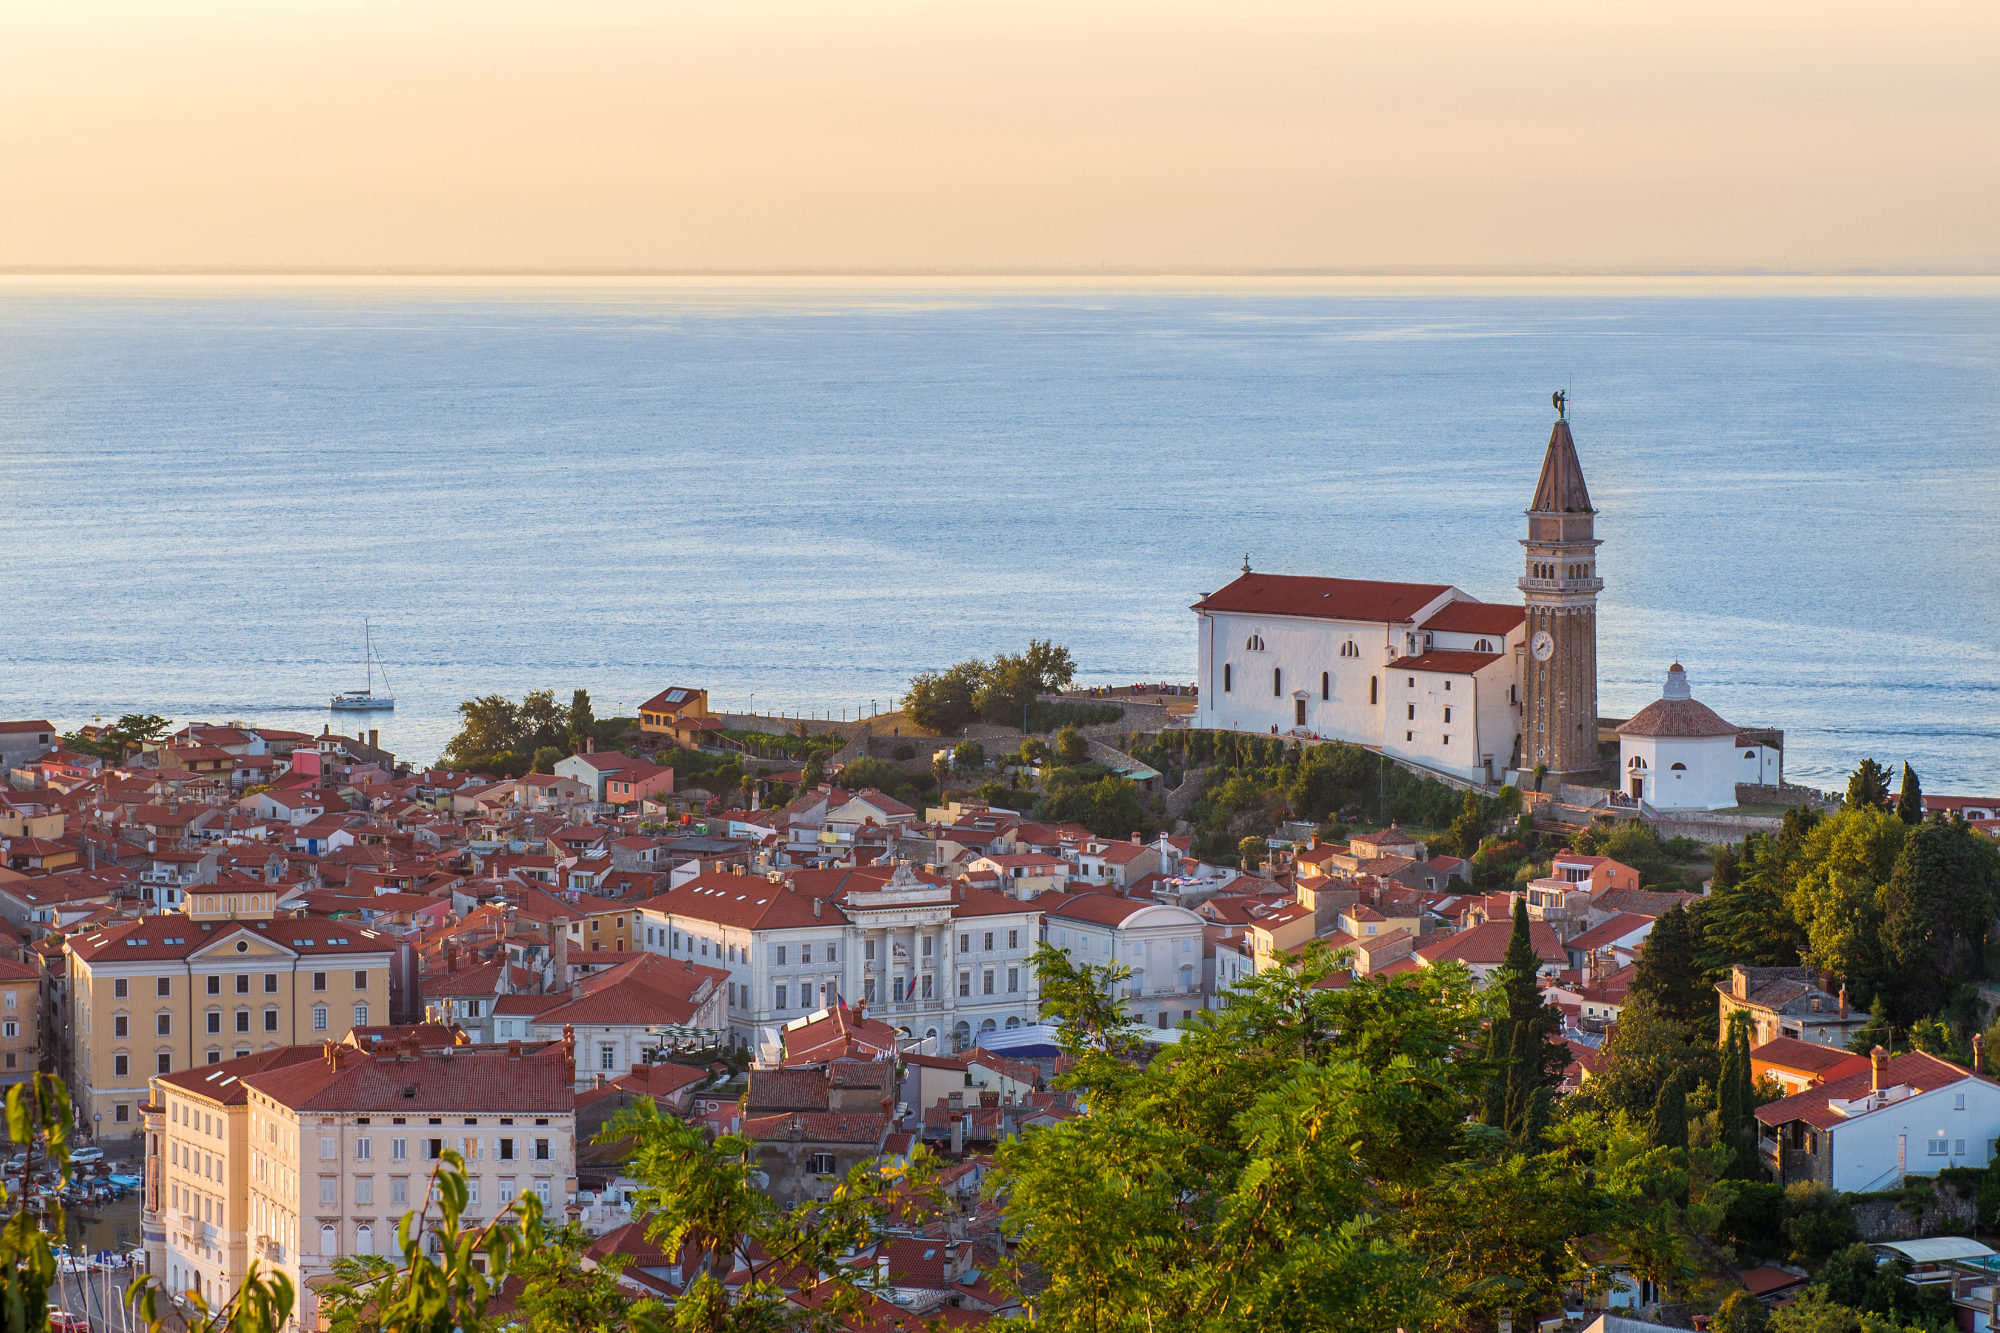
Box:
[1519,397,1602,777]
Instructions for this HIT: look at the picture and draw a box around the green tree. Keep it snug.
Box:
[1023,638,1078,693]
[65,712,175,760]
[1238,836,1264,871]
[801,751,825,789]
[1782,1181,1858,1263]
[1631,903,1708,1031]
[443,694,522,767]
[517,689,569,753]
[1847,758,1892,810]
[568,689,596,753]
[531,745,565,775]
[838,756,907,792]
[1712,842,1741,890]
[1715,1288,1772,1333]
[1789,807,1909,999]
[1895,763,1923,825]
[1650,1069,1689,1155]
[1480,900,1566,1142]
[904,662,983,733]
[953,740,986,769]
[1880,817,2000,1021]
[1056,724,1089,766]
[1847,997,1894,1054]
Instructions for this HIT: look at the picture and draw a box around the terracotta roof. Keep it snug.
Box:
[741,1110,889,1144]
[1421,601,1527,636]
[530,953,727,1028]
[1390,650,1504,676]
[639,687,704,713]
[1740,1266,1809,1298]
[1594,888,1698,918]
[1751,1037,1873,1077]
[640,870,858,931]
[1755,1050,1977,1132]
[1193,573,1453,625]
[1616,696,1737,739]
[69,916,394,964]
[153,1046,324,1105]
[1039,892,1177,929]
[1415,918,1565,968]
[241,1042,575,1113]
[1564,913,1654,952]
[1529,419,1594,513]
[781,1004,901,1066]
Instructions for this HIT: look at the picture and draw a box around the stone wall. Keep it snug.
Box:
[1735,783,1838,809]
[1645,811,1788,845]
[1166,765,1213,821]
[1851,1180,1977,1242]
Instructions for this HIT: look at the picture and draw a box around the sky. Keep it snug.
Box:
[3,0,1996,272]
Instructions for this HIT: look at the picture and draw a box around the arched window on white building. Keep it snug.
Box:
[320,1224,338,1257]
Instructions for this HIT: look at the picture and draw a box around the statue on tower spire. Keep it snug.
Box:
[1552,389,1566,420]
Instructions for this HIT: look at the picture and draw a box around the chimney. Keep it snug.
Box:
[875,1254,890,1288]
[949,1113,964,1155]
[944,1238,960,1278]
[1130,832,1140,844]
[586,736,594,754]
[813,897,822,918]
[571,980,584,1002]
[369,729,379,751]
[1839,983,1848,1019]
[562,1023,576,1086]
[1976,1034,1987,1076]
[508,1038,523,1060]
[1731,966,1749,1000]
[446,941,459,975]
[553,917,569,984]
[596,1072,607,1089]
[1871,1045,1889,1092]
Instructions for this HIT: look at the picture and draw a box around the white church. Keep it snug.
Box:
[1189,407,1784,810]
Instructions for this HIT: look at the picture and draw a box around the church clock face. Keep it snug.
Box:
[1531,630,1555,661]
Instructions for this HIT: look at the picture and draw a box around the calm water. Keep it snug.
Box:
[1,276,1995,790]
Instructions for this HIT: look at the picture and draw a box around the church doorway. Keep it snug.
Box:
[1294,699,1306,726]
[1630,777,1643,799]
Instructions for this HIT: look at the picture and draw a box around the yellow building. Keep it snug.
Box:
[0,956,42,1086]
[636,686,708,736]
[142,1046,324,1312]
[237,1035,579,1332]
[67,892,395,1137]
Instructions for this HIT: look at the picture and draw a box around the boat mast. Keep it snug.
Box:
[364,619,373,696]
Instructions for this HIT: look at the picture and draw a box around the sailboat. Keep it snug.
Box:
[330,619,396,711]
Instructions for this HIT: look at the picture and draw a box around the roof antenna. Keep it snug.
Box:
[1241,554,1251,575]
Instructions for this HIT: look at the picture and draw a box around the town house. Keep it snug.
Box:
[238,1036,578,1332]
[1756,1046,2000,1191]
[66,892,395,1135]
[1040,892,1206,1030]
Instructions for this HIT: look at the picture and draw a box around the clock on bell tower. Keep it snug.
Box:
[1519,399,1602,777]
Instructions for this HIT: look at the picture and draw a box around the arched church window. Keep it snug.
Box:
[1321,671,1329,700]
[1272,668,1282,697]
[1245,635,1264,651]
[1744,749,1757,759]
[1474,638,1493,653]
[1628,756,1646,770]
[1669,763,1687,771]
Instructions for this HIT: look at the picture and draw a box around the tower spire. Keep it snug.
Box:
[1529,419,1593,515]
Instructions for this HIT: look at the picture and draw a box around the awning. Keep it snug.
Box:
[1872,1237,1997,1264]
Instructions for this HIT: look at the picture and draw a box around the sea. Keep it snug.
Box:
[1,276,1995,791]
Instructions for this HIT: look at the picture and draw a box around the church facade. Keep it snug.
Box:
[1191,412,1602,785]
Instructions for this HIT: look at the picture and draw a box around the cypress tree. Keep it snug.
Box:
[1484,900,1565,1141]
[1717,1025,1745,1170]
[1632,903,1705,1029]
[1896,763,1924,825]
[1651,1069,1689,1156]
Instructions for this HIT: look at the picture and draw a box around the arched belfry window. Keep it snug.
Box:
[1245,634,1265,651]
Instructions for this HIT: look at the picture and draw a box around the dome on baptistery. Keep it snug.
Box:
[1615,664,1736,739]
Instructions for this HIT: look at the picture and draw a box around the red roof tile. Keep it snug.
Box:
[1421,601,1527,635]
[1193,573,1452,625]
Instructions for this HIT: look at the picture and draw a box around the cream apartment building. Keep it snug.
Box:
[143,1046,324,1311]
[239,1036,578,1332]
[67,891,395,1135]
[0,957,43,1085]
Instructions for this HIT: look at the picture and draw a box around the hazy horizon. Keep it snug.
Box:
[5,0,1995,272]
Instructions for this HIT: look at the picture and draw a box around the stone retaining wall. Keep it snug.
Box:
[1851,1181,1977,1241]
[1735,783,1838,809]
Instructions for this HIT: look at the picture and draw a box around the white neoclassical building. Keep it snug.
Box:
[1616,664,1749,811]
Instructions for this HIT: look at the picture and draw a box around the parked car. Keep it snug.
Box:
[49,1313,90,1333]
[69,1147,105,1166]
